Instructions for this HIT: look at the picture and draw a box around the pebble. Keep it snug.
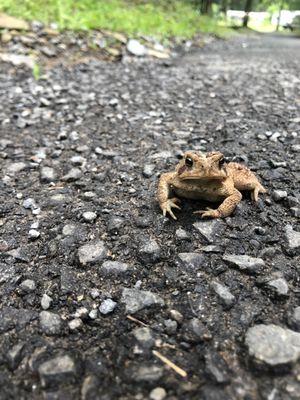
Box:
[205,351,230,383]
[133,327,155,348]
[272,190,287,201]
[121,288,165,314]
[175,228,189,240]
[193,220,224,243]
[6,342,25,370]
[131,365,163,382]
[143,164,155,178]
[127,39,146,56]
[40,166,57,183]
[70,155,86,165]
[290,307,300,331]
[62,224,77,236]
[99,299,117,314]
[62,167,82,182]
[68,318,83,331]
[99,261,129,276]
[245,324,300,366]
[82,211,97,222]
[23,198,37,210]
[20,279,36,293]
[169,309,183,324]
[223,254,265,273]
[89,309,98,319]
[138,240,161,264]
[38,355,76,388]
[149,387,167,400]
[28,229,40,239]
[177,252,205,270]
[39,311,62,335]
[78,240,107,266]
[41,294,53,310]
[211,280,235,308]
[284,225,300,255]
[7,162,27,175]
[90,288,100,299]
[164,319,177,335]
[267,278,289,296]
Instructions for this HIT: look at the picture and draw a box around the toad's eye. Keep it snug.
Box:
[219,158,226,168]
[185,157,193,167]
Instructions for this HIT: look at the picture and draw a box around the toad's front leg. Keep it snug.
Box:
[195,189,242,219]
[157,172,181,220]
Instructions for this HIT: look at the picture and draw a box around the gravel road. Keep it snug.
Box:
[0,33,299,400]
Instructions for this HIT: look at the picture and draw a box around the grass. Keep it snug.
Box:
[0,0,233,39]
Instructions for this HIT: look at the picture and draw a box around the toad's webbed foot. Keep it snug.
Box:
[160,197,181,220]
[194,208,221,219]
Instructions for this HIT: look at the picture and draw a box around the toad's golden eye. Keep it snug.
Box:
[185,157,193,167]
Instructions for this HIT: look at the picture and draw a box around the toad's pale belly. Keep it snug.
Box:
[173,186,225,202]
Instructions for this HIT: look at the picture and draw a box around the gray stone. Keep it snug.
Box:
[70,155,86,165]
[127,39,146,57]
[205,351,230,383]
[89,309,98,319]
[284,225,300,255]
[62,168,82,182]
[41,294,53,310]
[82,211,97,222]
[138,240,161,264]
[245,324,300,366]
[272,190,287,201]
[7,162,27,174]
[48,193,71,206]
[39,311,62,335]
[68,318,83,331]
[40,167,57,183]
[143,164,155,178]
[223,254,265,273]
[193,220,224,243]
[169,309,183,324]
[100,261,129,276]
[175,228,189,240]
[291,307,300,331]
[99,299,117,315]
[131,365,163,382]
[267,278,289,296]
[177,253,204,270]
[164,319,177,334]
[28,229,40,239]
[20,279,36,293]
[121,288,165,314]
[38,355,76,388]
[107,216,124,233]
[78,240,107,266]
[150,387,167,400]
[23,198,37,210]
[90,288,100,299]
[6,342,25,370]
[211,280,235,308]
[62,224,77,236]
[133,327,155,348]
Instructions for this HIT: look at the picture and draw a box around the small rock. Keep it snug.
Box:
[290,307,300,331]
[121,288,165,314]
[164,319,177,335]
[131,364,163,382]
[74,307,89,319]
[28,229,40,239]
[150,387,167,400]
[107,216,124,233]
[143,164,155,178]
[193,220,224,243]
[133,327,155,348]
[62,224,77,236]
[90,288,100,299]
[7,162,27,174]
[82,211,97,222]
[41,294,53,310]
[39,311,62,335]
[175,228,189,240]
[284,225,300,255]
[185,318,212,342]
[78,240,107,266]
[89,309,98,319]
[169,309,183,324]
[223,254,265,274]
[68,318,83,331]
[267,278,289,296]
[99,299,117,315]
[20,279,36,293]
[177,253,205,270]
[62,168,82,182]
[127,39,146,56]
[71,155,86,166]
[100,261,129,276]
[6,342,25,370]
[211,281,235,308]
[205,351,230,383]
[109,98,119,106]
[245,324,300,367]
[23,198,37,210]
[40,167,57,183]
[272,190,287,201]
[138,240,161,264]
[38,355,76,388]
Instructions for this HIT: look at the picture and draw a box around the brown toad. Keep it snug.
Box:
[157,151,266,219]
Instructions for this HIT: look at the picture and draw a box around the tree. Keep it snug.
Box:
[200,0,213,15]
[243,0,253,27]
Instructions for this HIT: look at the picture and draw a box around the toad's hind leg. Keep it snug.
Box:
[227,162,267,202]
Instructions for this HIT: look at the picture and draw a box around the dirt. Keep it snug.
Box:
[0,33,299,400]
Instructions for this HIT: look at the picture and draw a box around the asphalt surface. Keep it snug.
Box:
[0,33,299,400]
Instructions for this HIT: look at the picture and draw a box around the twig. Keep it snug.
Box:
[152,350,187,378]
[126,315,148,327]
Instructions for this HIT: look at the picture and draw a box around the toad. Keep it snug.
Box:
[157,151,266,219]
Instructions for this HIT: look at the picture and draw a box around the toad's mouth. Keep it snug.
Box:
[179,174,226,181]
